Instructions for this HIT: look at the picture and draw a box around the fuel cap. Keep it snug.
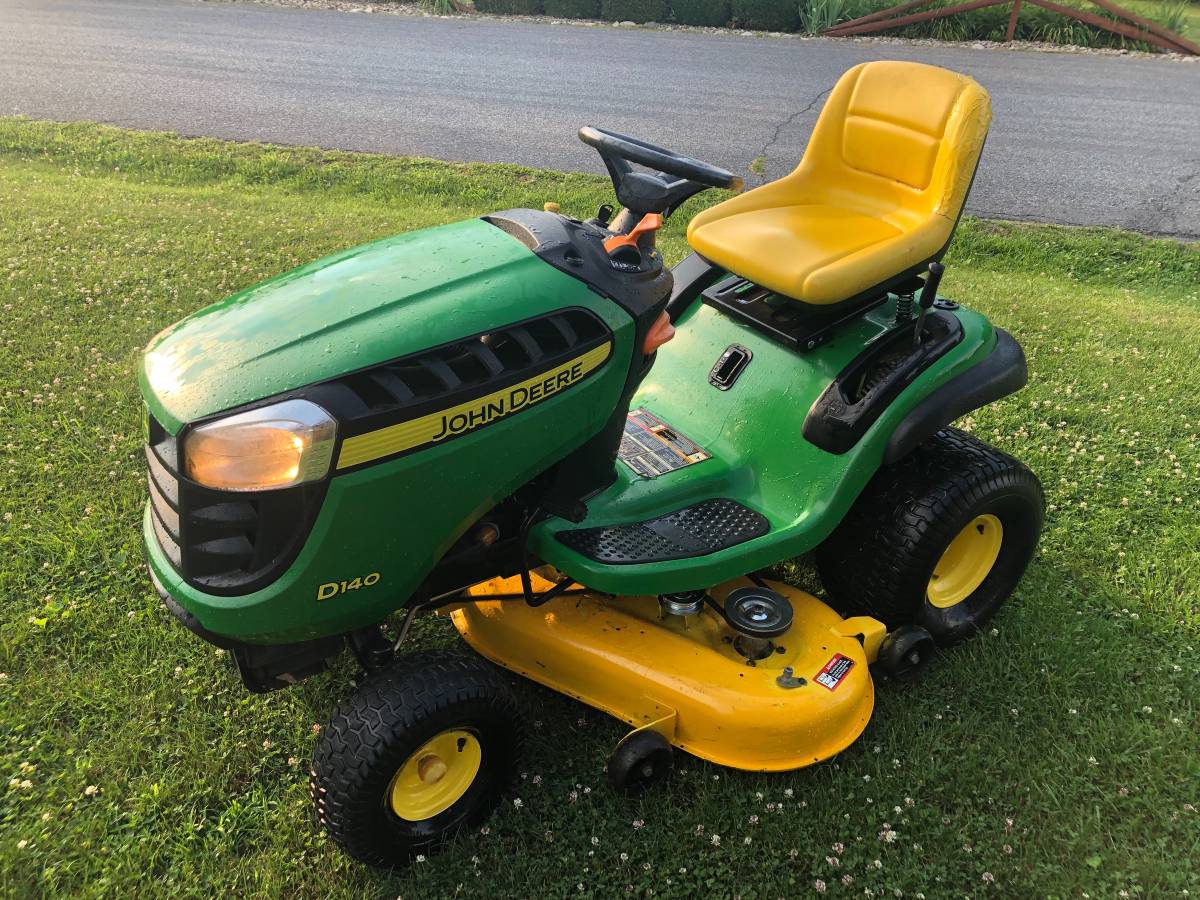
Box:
[723,586,793,638]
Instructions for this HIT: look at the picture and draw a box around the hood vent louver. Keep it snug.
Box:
[319,309,609,424]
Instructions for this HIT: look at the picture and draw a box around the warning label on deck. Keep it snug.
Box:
[618,408,710,479]
[815,654,855,691]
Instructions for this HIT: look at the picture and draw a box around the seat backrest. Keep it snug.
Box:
[791,61,991,228]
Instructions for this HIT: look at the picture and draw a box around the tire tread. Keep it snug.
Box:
[817,428,1043,642]
[310,649,522,866]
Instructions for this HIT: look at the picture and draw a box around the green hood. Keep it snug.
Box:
[141,218,578,433]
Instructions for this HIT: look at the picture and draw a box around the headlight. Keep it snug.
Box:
[184,399,337,492]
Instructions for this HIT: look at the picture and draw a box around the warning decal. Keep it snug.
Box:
[618,407,710,479]
[815,653,855,691]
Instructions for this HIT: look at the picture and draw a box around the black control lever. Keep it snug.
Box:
[914,262,944,346]
[589,204,614,229]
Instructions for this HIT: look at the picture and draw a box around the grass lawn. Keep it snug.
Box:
[1,119,1198,899]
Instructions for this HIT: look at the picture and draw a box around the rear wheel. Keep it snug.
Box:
[817,428,1043,646]
[311,649,523,867]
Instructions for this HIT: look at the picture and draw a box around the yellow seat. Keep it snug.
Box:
[687,61,991,306]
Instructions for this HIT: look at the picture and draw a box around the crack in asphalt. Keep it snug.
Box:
[1127,156,1200,237]
[752,85,833,184]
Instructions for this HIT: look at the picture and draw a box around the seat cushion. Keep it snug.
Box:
[686,61,990,306]
[688,203,921,306]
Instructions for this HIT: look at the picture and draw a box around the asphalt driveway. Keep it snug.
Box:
[2,0,1198,236]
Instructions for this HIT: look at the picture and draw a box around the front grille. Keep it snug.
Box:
[145,413,324,595]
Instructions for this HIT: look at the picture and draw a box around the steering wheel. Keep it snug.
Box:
[579,126,743,217]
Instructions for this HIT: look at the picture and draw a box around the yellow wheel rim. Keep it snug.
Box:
[927,514,1003,609]
[387,729,481,821]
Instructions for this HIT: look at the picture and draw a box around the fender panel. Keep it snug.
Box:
[883,327,1027,464]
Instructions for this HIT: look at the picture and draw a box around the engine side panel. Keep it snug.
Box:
[532,295,1002,594]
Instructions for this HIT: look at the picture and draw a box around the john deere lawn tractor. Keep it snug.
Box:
[140,61,1043,866]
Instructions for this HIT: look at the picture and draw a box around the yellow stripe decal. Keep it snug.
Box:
[336,341,612,470]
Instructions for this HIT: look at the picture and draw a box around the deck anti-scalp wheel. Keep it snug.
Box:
[876,625,936,682]
[817,428,1044,647]
[607,730,673,797]
[310,649,523,867]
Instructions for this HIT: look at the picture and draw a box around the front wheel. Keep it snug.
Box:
[817,428,1043,647]
[311,649,524,867]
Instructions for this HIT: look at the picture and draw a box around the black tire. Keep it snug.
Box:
[607,730,673,797]
[311,649,523,867]
[817,428,1043,647]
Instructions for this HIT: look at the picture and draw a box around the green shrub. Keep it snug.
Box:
[474,0,543,13]
[799,0,874,32]
[877,0,1185,50]
[672,0,732,25]
[600,0,671,21]
[543,0,600,15]
[731,0,800,31]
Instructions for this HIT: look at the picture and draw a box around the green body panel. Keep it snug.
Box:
[140,219,597,432]
[140,212,1001,645]
[144,334,627,643]
[140,220,635,643]
[532,295,997,594]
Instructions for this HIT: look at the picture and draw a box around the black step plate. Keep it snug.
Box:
[555,499,769,565]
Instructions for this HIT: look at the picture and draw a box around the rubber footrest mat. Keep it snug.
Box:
[555,499,769,564]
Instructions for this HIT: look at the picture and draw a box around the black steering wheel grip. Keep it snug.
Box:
[578,126,743,192]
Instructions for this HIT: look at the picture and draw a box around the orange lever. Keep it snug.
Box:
[603,213,663,253]
[642,310,675,355]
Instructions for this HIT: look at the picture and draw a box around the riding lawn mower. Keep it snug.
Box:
[139,60,1044,865]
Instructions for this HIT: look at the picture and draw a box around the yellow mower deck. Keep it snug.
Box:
[452,574,887,772]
